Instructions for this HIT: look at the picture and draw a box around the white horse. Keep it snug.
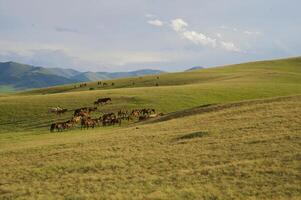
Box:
[48,106,63,113]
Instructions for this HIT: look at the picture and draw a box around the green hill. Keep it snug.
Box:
[0,57,300,199]
[0,57,299,133]
[0,62,76,90]
[25,56,301,95]
[0,61,165,91]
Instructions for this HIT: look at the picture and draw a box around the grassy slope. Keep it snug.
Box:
[0,95,300,199]
[0,85,15,93]
[1,57,300,133]
[0,57,301,199]
[23,56,301,95]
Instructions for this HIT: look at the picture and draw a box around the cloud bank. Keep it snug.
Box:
[150,18,241,52]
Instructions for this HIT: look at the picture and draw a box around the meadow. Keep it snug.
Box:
[0,57,300,199]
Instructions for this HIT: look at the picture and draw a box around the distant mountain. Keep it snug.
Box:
[186,66,204,71]
[72,69,164,82]
[0,62,74,90]
[0,61,165,91]
[46,68,81,78]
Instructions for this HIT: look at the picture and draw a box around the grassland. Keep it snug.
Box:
[0,85,14,93]
[0,57,300,199]
[23,56,301,95]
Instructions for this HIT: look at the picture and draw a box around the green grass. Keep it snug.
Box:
[1,58,300,133]
[0,57,301,199]
[0,85,15,93]
[21,56,301,95]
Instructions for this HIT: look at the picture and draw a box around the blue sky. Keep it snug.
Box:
[0,0,300,72]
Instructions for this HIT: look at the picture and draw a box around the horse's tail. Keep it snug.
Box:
[50,123,56,132]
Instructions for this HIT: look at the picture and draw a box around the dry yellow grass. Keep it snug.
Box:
[0,95,300,199]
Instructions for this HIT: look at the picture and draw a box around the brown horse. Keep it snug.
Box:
[141,108,155,115]
[50,118,77,132]
[97,97,112,105]
[81,117,97,129]
[50,122,65,132]
[74,107,89,116]
[102,112,121,126]
[130,109,141,118]
[138,115,149,121]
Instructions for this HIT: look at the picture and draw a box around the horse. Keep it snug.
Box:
[138,115,149,121]
[117,110,128,118]
[50,122,64,132]
[130,109,141,118]
[81,117,96,129]
[102,112,116,120]
[94,101,101,106]
[102,113,119,126]
[117,110,132,121]
[71,116,82,124]
[48,106,63,114]
[92,118,102,127]
[141,108,155,115]
[102,116,121,126]
[97,97,112,105]
[56,108,68,115]
[74,107,89,116]
[62,120,74,130]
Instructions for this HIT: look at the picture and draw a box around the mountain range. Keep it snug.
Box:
[0,62,164,91]
[185,66,204,71]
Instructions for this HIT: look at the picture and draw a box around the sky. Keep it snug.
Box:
[0,0,300,72]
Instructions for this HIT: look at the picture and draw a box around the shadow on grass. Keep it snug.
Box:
[176,131,208,141]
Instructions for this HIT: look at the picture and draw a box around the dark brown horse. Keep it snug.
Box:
[74,107,96,117]
[98,97,112,104]
[50,122,66,132]
[141,108,155,115]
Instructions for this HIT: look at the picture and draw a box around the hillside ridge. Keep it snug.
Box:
[0,61,165,91]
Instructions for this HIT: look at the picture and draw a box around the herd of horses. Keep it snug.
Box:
[73,82,115,90]
[49,97,162,132]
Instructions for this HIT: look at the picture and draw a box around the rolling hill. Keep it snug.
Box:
[0,57,300,199]
[0,62,74,90]
[70,69,164,82]
[0,61,164,91]
[25,56,301,95]
[185,66,204,71]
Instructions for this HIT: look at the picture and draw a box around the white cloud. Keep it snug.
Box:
[170,18,188,32]
[182,31,216,47]
[147,19,164,27]
[220,25,262,37]
[147,18,243,53]
[220,41,240,52]
[170,18,216,48]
